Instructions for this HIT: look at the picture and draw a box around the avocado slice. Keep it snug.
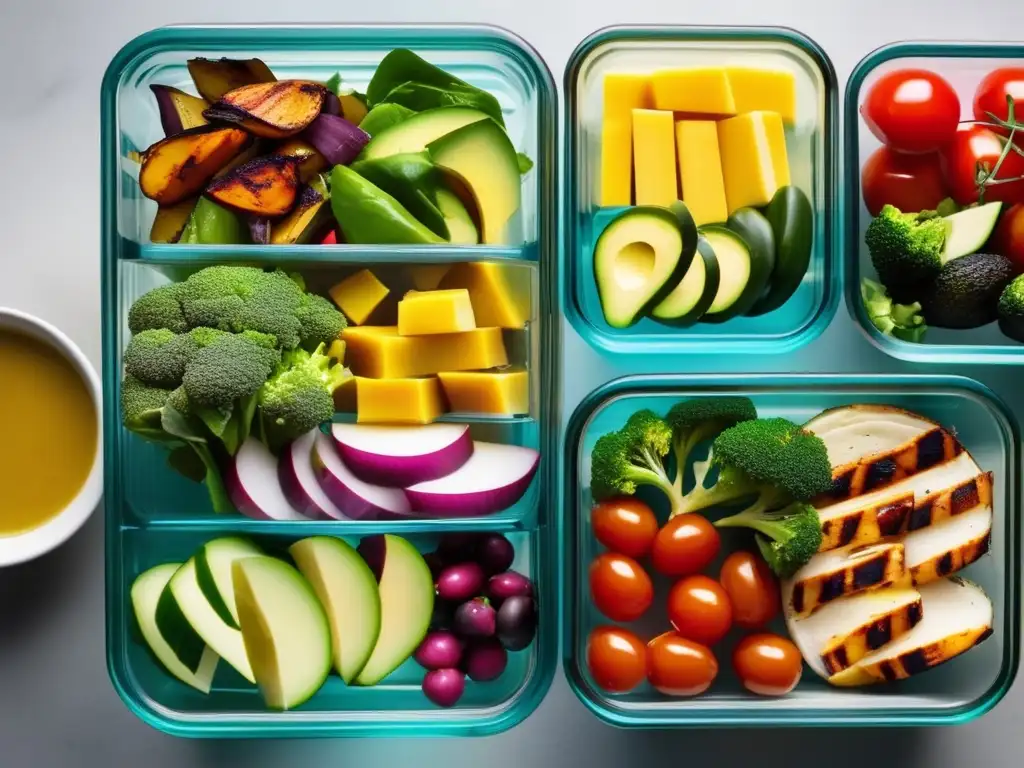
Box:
[701,208,776,323]
[427,119,521,244]
[651,236,721,327]
[941,202,1002,264]
[358,107,488,161]
[436,187,479,244]
[594,203,698,329]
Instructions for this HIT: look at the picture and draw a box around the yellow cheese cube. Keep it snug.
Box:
[342,326,508,379]
[356,377,445,425]
[632,109,677,207]
[397,289,476,336]
[726,67,797,125]
[717,111,787,214]
[600,74,653,207]
[327,338,346,363]
[675,121,728,226]
[651,68,736,116]
[438,368,529,416]
[333,376,357,413]
[438,262,531,329]
[763,111,791,188]
[406,264,452,291]
[329,269,390,326]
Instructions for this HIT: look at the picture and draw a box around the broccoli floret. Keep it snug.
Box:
[861,278,928,343]
[120,374,171,433]
[999,274,1024,317]
[296,292,347,349]
[677,417,832,516]
[177,266,307,349]
[716,501,822,577]
[865,204,950,299]
[166,385,191,416]
[182,332,281,408]
[666,397,757,492]
[127,283,187,334]
[590,409,684,515]
[258,343,351,447]
[123,328,199,388]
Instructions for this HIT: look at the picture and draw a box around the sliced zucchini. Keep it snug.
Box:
[650,236,721,326]
[701,208,775,322]
[195,536,263,629]
[749,185,813,316]
[131,563,219,693]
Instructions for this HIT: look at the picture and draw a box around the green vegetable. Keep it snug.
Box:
[330,164,445,245]
[359,103,416,137]
[366,49,504,126]
[865,204,949,299]
[749,186,813,316]
[715,501,823,578]
[128,283,188,335]
[666,397,757,493]
[180,197,248,245]
[998,274,1024,342]
[861,278,928,343]
[920,251,1016,329]
[349,152,449,239]
[517,153,534,175]
[259,343,352,450]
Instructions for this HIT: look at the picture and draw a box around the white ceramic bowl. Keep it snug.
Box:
[0,308,103,566]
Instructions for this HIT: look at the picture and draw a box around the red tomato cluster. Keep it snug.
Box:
[584,498,802,698]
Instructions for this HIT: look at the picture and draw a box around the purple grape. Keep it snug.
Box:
[486,570,534,606]
[463,638,508,682]
[436,533,482,563]
[454,597,496,637]
[477,534,515,575]
[414,631,464,670]
[357,535,386,582]
[496,596,537,651]
[436,562,486,603]
[422,668,466,708]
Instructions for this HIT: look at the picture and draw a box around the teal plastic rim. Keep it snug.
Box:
[101,23,560,738]
[561,373,1020,728]
[845,41,1024,364]
[562,25,841,356]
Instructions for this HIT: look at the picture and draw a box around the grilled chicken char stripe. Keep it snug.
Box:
[819,427,964,504]
[789,543,906,619]
[821,596,923,676]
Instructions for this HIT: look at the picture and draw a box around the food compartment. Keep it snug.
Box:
[564,27,838,354]
[103,25,554,257]
[563,375,1018,726]
[113,257,543,529]
[847,43,1024,363]
[110,526,551,736]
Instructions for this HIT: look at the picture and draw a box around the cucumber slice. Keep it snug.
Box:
[131,563,219,694]
[195,537,263,629]
[651,237,721,326]
[699,227,753,322]
[942,201,1002,263]
[749,185,814,316]
[158,557,255,683]
[290,537,382,684]
[233,556,332,710]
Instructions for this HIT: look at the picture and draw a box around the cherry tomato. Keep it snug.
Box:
[861,146,948,216]
[646,632,718,696]
[993,203,1024,271]
[973,68,1024,139]
[590,497,658,559]
[667,574,733,646]
[861,68,960,154]
[940,124,1024,205]
[586,626,647,693]
[650,514,720,577]
[589,553,653,622]
[732,633,803,696]
[719,551,780,629]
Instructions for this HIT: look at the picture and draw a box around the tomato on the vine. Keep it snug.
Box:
[861,146,948,216]
[861,69,960,154]
[993,204,1024,272]
[590,497,658,559]
[589,552,653,622]
[974,68,1024,139]
[939,124,1024,205]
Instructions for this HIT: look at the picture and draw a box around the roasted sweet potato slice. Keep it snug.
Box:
[149,197,198,243]
[275,139,327,183]
[204,80,326,139]
[150,85,209,136]
[139,125,250,205]
[187,57,277,102]
[270,178,331,244]
[205,155,301,216]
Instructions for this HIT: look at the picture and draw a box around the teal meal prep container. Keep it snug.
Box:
[101,24,1022,737]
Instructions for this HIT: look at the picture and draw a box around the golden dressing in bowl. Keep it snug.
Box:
[0,329,98,535]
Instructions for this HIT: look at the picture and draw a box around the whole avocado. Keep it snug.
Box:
[919,252,1017,329]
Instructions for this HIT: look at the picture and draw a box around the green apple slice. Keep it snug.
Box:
[289,537,382,684]
[195,536,263,628]
[232,555,332,710]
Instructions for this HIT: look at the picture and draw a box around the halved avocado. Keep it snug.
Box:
[651,236,721,327]
[594,203,698,329]
[427,119,521,244]
[701,208,776,323]
[358,107,488,161]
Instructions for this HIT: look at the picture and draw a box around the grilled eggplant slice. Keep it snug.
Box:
[205,80,326,139]
[905,504,993,586]
[786,542,906,619]
[187,57,277,103]
[151,85,209,136]
[275,139,328,183]
[828,577,993,687]
[785,585,923,678]
[205,155,301,217]
[139,125,250,205]
[149,197,198,244]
